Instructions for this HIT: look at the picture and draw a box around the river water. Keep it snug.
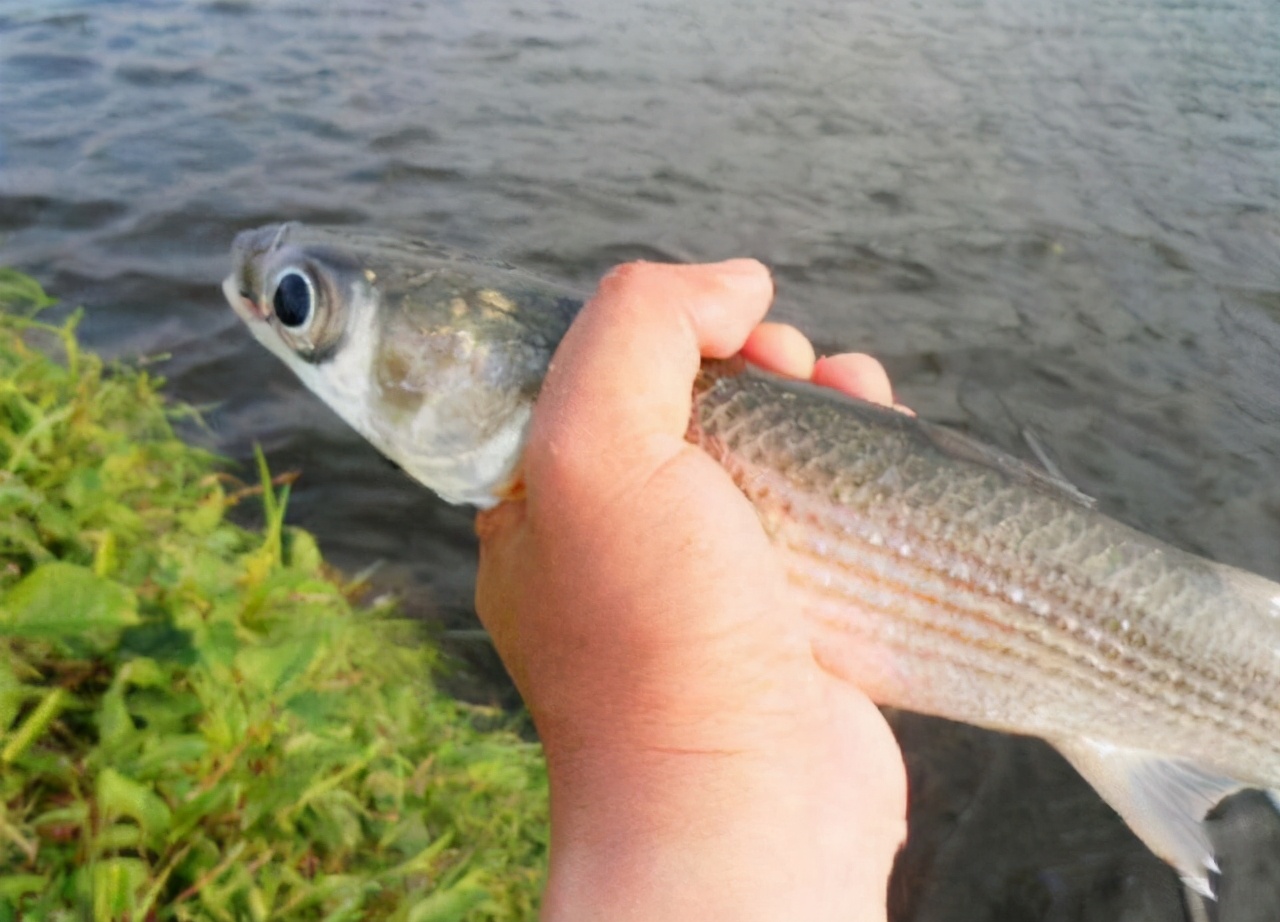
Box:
[3,0,1279,917]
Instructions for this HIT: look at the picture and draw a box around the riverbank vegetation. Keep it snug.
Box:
[0,271,547,921]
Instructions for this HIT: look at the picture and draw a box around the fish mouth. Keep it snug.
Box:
[221,274,269,323]
[224,222,296,323]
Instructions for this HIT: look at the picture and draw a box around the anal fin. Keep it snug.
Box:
[1052,737,1248,898]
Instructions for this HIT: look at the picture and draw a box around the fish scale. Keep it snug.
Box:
[225,222,1280,896]
[689,364,1280,771]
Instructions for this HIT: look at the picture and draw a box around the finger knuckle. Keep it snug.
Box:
[595,260,656,300]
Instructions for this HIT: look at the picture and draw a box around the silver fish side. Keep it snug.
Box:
[692,364,1280,776]
[225,223,1280,896]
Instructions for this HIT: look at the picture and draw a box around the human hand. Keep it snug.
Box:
[740,319,915,417]
[475,261,908,921]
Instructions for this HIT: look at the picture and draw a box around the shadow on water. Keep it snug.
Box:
[2,0,1279,916]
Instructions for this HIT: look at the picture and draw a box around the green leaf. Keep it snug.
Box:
[284,689,344,728]
[132,734,209,778]
[118,621,197,666]
[30,801,88,830]
[95,822,144,853]
[235,634,320,695]
[169,784,234,842]
[0,874,45,902]
[95,768,171,847]
[405,870,492,922]
[0,657,24,732]
[0,562,138,641]
[91,858,146,922]
[283,527,323,573]
[129,686,203,736]
[1,687,66,765]
[0,269,56,314]
[200,618,240,667]
[96,680,134,753]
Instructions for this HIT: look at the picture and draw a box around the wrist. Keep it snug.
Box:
[539,686,904,921]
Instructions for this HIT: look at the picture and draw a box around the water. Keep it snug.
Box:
[2,0,1279,916]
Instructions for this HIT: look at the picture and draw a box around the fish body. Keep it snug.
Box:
[225,223,1280,895]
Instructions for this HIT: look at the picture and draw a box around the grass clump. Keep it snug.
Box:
[0,270,548,921]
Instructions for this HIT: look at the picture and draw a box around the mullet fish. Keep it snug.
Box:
[224,223,1280,896]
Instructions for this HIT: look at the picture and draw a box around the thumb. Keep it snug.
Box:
[474,499,533,687]
[525,260,774,500]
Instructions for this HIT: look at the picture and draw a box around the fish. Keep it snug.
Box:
[224,222,1280,897]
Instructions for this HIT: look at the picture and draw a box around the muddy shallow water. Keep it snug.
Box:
[3,0,1279,917]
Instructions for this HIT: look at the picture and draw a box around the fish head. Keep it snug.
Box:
[223,223,580,506]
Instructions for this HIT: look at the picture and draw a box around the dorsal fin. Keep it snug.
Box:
[722,360,1095,508]
[921,421,1096,509]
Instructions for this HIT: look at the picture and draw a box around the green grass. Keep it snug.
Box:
[0,270,548,921]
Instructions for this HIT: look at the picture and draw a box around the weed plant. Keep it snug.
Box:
[0,271,547,921]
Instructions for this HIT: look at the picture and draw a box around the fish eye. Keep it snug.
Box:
[272,270,314,329]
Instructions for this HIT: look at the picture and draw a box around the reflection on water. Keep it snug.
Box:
[2,0,1279,916]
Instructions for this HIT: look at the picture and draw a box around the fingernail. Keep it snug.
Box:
[715,258,771,292]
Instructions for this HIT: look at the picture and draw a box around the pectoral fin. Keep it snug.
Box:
[1052,737,1248,898]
